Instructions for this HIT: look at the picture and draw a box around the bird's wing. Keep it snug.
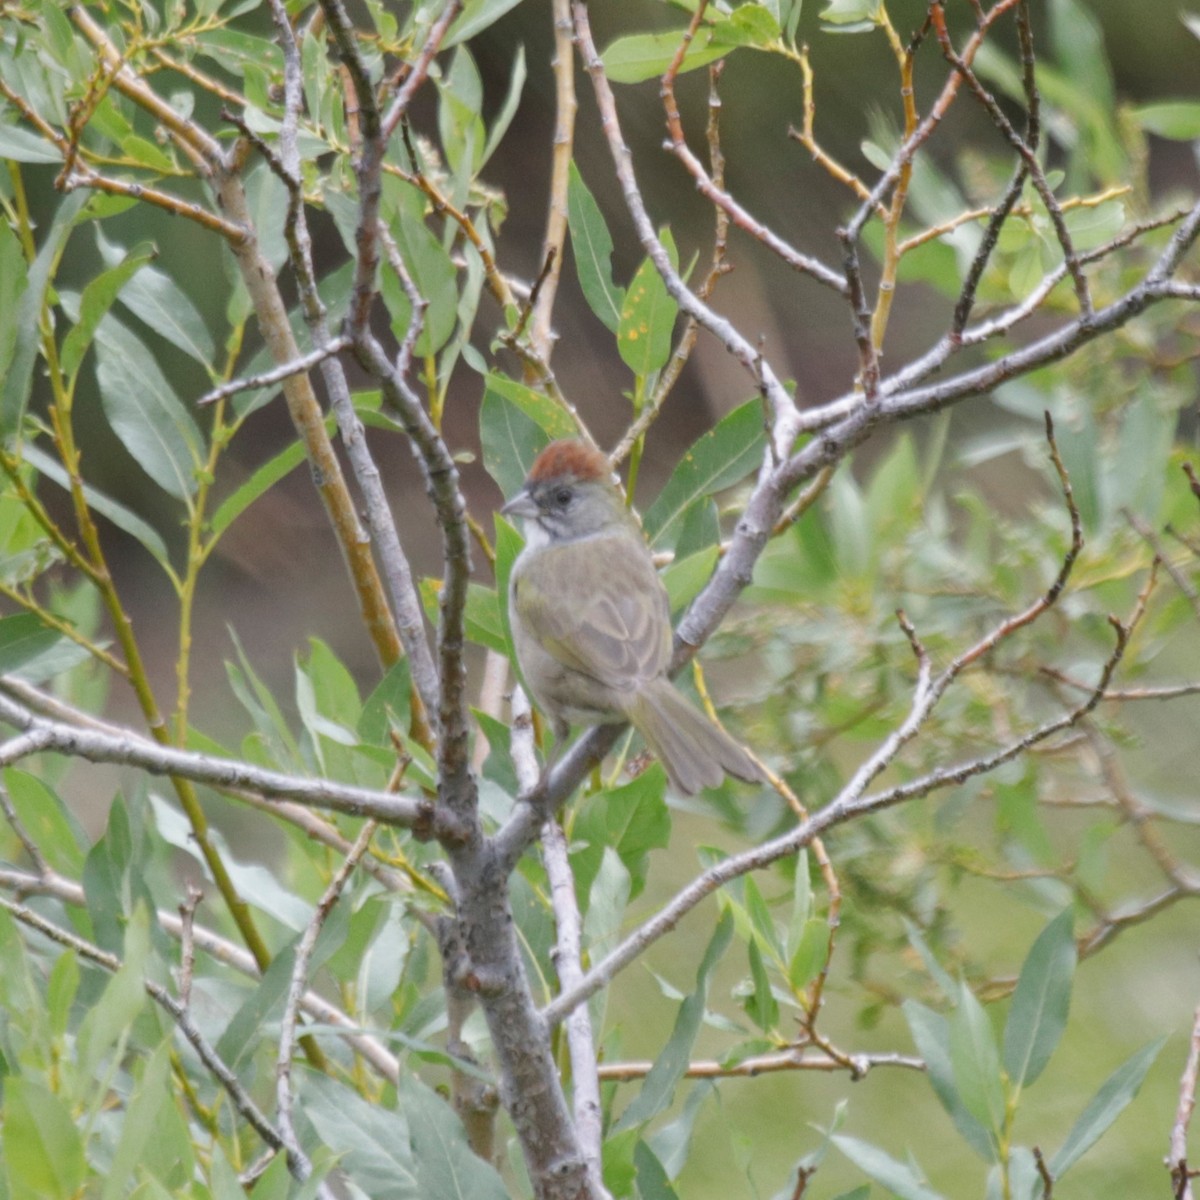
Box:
[512,534,672,691]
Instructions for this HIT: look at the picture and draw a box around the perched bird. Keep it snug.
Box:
[502,439,762,795]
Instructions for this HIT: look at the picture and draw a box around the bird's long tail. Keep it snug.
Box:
[629,679,762,796]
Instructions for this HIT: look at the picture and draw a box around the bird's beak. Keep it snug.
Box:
[501,488,538,520]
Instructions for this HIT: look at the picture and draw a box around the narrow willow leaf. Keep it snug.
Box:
[745,938,779,1032]
[614,910,733,1131]
[1002,909,1075,1089]
[401,1074,510,1200]
[483,372,578,438]
[1,1078,88,1200]
[209,438,308,538]
[0,218,28,396]
[904,1000,998,1162]
[787,918,830,990]
[643,400,766,548]
[444,0,525,48]
[951,984,1006,1138]
[0,123,63,163]
[2,191,88,434]
[97,229,215,366]
[1132,101,1200,139]
[303,1074,420,1199]
[21,444,172,569]
[601,28,739,85]
[568,161,624,332]
[0,612,63,673]
[1048,1038,1165,1178]
[661,545,718,615]
[830,1135,946,1200]
[61,244,156,379]
[94,317,203,500]
[618,240,678,379]
[633,1140,679,1200]
[480,44,526,168]
[479,388,549,498]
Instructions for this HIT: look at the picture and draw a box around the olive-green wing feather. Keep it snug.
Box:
[512,535,671,690]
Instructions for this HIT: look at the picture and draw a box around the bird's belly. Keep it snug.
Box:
[514,630,631,725]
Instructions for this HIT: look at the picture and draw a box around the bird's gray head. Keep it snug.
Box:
[501,440,627,546]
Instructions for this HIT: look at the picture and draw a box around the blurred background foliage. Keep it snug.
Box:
[1,0,1199,1197]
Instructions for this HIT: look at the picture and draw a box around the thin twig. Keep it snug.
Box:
[0,685,441,832]
[196,338,351,406]
[277,821,377,1184]
[1170,1002,1200,1200]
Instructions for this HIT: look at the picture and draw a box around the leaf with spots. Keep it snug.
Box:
[618,231,679,380]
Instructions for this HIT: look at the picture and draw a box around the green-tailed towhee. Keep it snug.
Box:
[502,439,762,795]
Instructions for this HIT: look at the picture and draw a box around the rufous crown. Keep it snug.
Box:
[525,439,612,485]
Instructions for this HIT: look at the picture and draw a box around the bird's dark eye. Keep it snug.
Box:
[554,487,573,507]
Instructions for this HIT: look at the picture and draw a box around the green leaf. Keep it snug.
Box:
[828,467,872,579]
[830,1135,945,1200]
[1048,1038,1165,1178]
[359,658,412,748]
[673,497,720,559]
[743,876,782,962]
[634,1140,679,1200]
[21,443,173,570]
[209,437,309,538]
[1133,100,1200,139]
[618,245,678,379]
[444,0,525,48]
[568,161,625,332]
[615,910,733,1131]
[745,937,779,1032]
[94,317,202,500]
[215,944,299,1068]
[481,44,526,168]
[78,903,150,1079]
[483,373,579,439]
[0,122,64,163]
[303,1074,420,1199]
[573,769,670,900]
[2,192,88,435]
[420,579,508,654]
[661,545,718,615]
[0,612,63,673]
[645,1080,714,1179]
[0,219,28,400]
[1,1078,87,1200]
[731,4,781,44]
[3,767,86,876]
[951,984,1006,1137]
[61,244,157,379]
[46,949,80,1041]
[904,1001,998,1162]
[787,918,830,990]
[96,230,216,366]
[102,1041,194,1200]
[401,1074,510,1200]
[479,386,550,499]
[602,28,738,85]
[643,400,765,549]
[378,198,458,356]
[1002,909,1075,1089]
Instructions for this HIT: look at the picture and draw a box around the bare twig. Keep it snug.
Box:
[0,685,439,832]
[1171,1002,1200,1200]
[596,1048,923,1082]
[196,338,351,406]
[0,865,404,1081]
[277,821,376,1185]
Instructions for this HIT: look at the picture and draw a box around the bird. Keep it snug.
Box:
[502,438,762,795]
